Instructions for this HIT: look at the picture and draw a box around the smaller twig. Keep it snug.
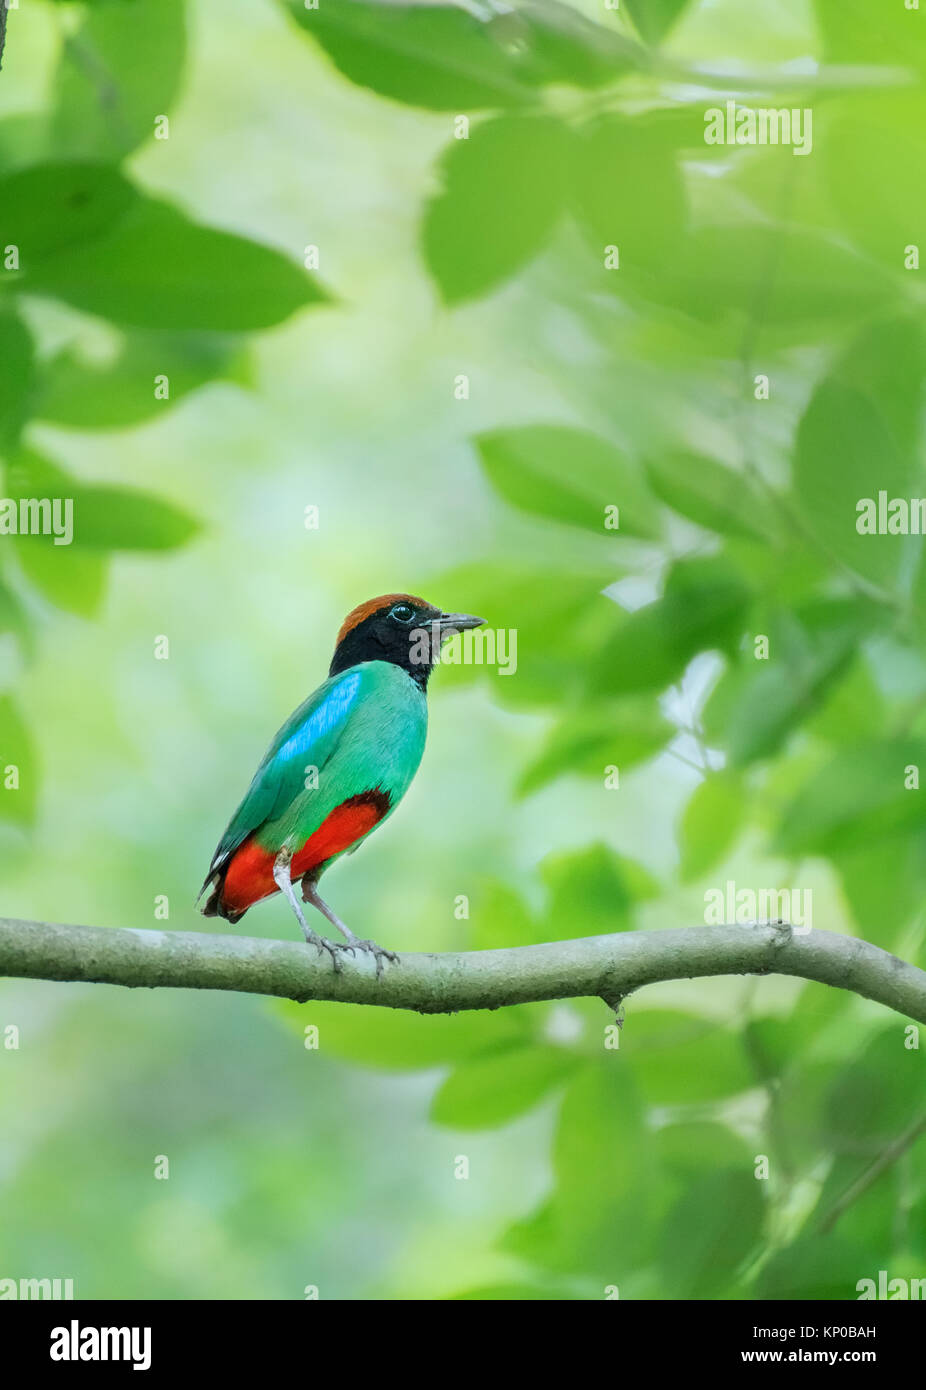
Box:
[818,1114,926,1235]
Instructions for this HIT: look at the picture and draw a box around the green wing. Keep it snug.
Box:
[205,666,367,881]
[204,661,427,885]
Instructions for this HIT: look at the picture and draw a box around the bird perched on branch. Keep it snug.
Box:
[200,594,485,973]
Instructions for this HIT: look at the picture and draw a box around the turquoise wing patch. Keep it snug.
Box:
[208,667,363,873]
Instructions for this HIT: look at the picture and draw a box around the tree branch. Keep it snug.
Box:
[1,918,925,1022]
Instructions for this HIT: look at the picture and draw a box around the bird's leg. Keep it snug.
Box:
[302,879,399,978]
[273,851,342,972]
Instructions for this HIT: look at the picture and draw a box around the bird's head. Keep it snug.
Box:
[329,593,485,688]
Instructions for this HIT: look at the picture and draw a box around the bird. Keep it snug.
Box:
[199,594,486,973]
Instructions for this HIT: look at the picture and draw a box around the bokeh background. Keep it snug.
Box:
[0,0,924,1299]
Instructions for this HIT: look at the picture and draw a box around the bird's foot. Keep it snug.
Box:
[302,928,343,973]
[340,935,399,978]
[300,880,397,977]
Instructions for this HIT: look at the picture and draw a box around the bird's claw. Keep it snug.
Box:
[344,939,399,978]
[307,934,343,972]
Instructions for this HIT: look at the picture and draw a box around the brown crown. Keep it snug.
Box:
[336,593,432,647]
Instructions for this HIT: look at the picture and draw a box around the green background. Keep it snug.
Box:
[0,0,924,1299]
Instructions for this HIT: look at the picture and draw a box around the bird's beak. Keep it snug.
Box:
[437,612,486,631]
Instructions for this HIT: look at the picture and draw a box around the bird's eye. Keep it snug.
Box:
[390,603,415,623]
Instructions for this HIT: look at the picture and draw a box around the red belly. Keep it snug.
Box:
[220,797,386,918]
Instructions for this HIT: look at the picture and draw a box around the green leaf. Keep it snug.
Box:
[659,1170,764,1297]
[430,1043,577,1129]
[0,310,35,449]
[591,556,751,697]
[0,114,56,177]
[0,161,135,262]
[9,164,325,330]
[812,1156,902,1254]
[646,453,769,542]
[776,1058,851,1167]
[451,1282,580,1301]
[813,0,926,71]
[626,224,897,330]
[35,331,247,430]
[499,1200,564,1271]
[51,0,186,160]
[756,1234,876,1300]
[470,879,539,950]
[786,980,854,1051]
[707,600,873,766]
[546,1063,667,1273]
[679,772,745,882]
[16,540,108,618]
[476,424,659,539]
[431,561,621,709]
[713,226,896,327]
[0,577,34,658]
[504,1,637,89]
[422,117,570,304]
[722,537,829,608]
[656,1122,752,1181]
[75,487,200,551]
[824,92,926,269]
[541,842,658,939]
[570,113,687,271]
[6,449,200,552]
[743,1016,798,1083]
[773,739,926,857]
[274,998,529,1071]
[835,316,926,461]
[0,697,37,827]
[823,1027,925,1156]
[806,653,884,747]
[286,0,633,111]
[518,699,670,796]
[553,1063,644,1192]
[624,0,692,44]
[620,1011,754,1105]
[793,378,914,588]
[288,0,535,110]
[834,837,925,947]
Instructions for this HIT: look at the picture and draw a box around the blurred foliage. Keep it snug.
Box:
[0,23,325,784]
[0,0,925,1302]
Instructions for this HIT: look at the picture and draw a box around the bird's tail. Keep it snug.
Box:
[198,867,245,924]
